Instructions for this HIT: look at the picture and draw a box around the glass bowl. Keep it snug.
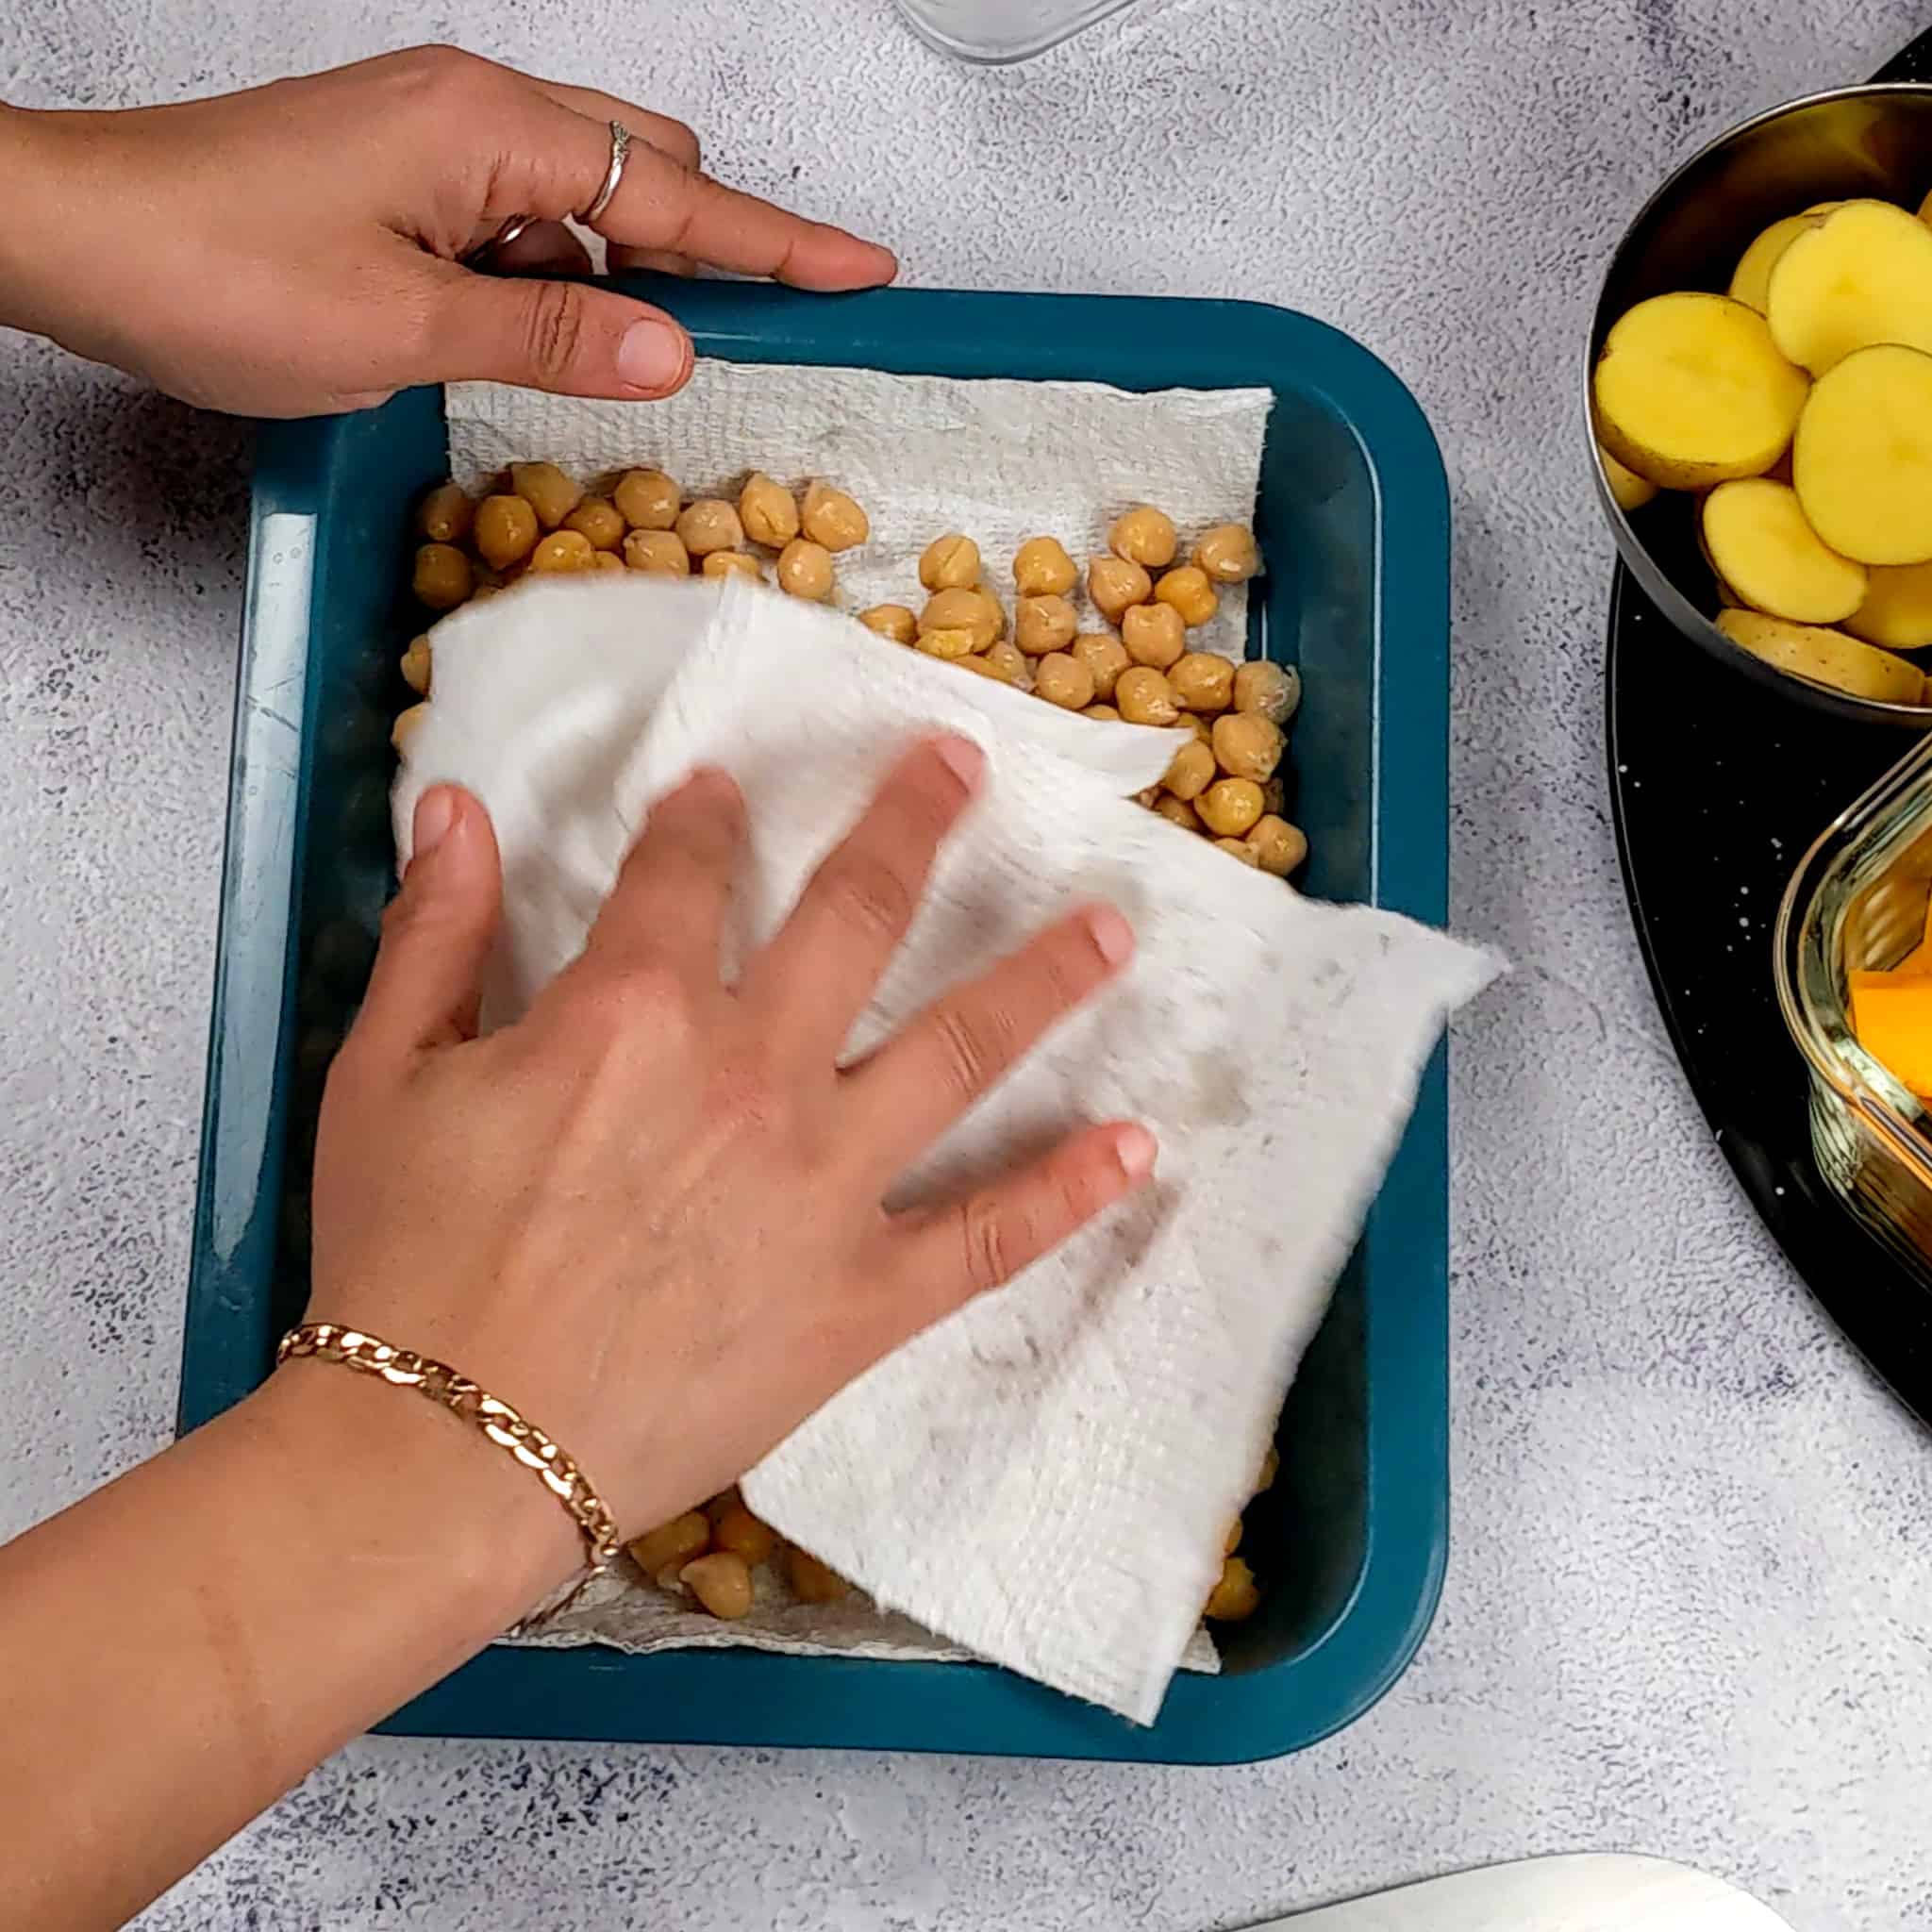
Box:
[1777,733,1932,1280]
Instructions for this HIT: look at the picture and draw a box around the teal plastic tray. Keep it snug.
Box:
[180,282,1451,1764]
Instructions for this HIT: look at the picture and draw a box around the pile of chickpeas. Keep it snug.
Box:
[626,1490,851,1622]
[394,461,871,754]
[855,504,1305,878]
[399,472,1306,882]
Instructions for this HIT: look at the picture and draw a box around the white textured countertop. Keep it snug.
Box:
[4,4,1930,1927]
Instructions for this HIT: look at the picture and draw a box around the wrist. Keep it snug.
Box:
[0,107,77,340]
[246,1354,587,1630]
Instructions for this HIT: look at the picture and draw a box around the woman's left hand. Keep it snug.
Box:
[0,46,896,416]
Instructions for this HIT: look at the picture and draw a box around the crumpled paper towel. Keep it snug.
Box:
[396,571,1497,1721]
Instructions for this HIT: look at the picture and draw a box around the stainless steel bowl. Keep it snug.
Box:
[1586,84,1932,726]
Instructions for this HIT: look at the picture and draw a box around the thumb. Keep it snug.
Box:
[422,263,693,400]
[353,786,504,1064]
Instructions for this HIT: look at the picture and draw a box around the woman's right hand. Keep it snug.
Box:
[302,737,1152,1585]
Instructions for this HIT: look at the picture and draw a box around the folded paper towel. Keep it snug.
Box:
[395,574,1496,1721]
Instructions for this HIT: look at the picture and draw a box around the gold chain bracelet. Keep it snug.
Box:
[275,1322,621,1570]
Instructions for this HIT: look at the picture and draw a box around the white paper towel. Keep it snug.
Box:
[396,572,1496,1720]
[444,360,1272,667]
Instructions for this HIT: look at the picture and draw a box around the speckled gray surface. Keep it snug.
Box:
[4,3,1931,1927]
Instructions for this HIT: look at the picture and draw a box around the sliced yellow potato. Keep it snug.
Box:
[1593,292,1808,490]
[1715,607,1925,704]
[1766,201,1932,375]
[1922,185,1932,230]
[1729,213,1817,313]
[1792,343,1932,565]
[1846,561,1932,650]
[1699,478,1866,624]
[1598,444,1657,512]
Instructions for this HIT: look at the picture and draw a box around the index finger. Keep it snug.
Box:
[527,92,896,291]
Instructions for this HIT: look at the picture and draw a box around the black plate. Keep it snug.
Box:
[1605,29,1932,1424]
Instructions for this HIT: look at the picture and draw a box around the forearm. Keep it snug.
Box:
[0,1365,576,1930]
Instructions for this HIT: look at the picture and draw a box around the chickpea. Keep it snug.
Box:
[1109,504,1177,569]
[562,496,625,551]
[411,541,473,610]
[1163,739,1216,802]
[1171,651,1236,712]
[1199,777,1265,837]
[509,460,583,530]
[711,1501,778,1566]
[391,702,428,756]
[1013,535,1077,597]
[787,1546,851,1605]
[776,538,834,600]
[629,1510,711,1576]
[1193,522,1261,583]
[1015,593,1078,658]
[920,587,1000,652]
[958,655,1008,683]
[703,549,765,582]
[1134,786,1162,808]
[1034,651,1096,709]
[739,471,800,548]
[920,533,981,591]
[1184,713,1214,746]
[682,1551,756,1621]
[474,493,540,571]
[1224,1517,1244,1557]
[675,498,745,558]
[801,480,869,551]
[416,481,475,545]
[591,550,625,574]
[1255,1445,1279,1494]
[614,467,681,531]
[1215,837,1261,865]
[400,636,432,697]
[1083,704,1122,722]
[1234,658,1301,724]
[859,603,918,644]
[1116,666,1180,726]
[984,639,1029,685]
[1122,602,1186,671]
[1212,711,1286,783]
[1070,631,1130,701]
[1247,815,1308,877]
[1155,564,1218,627]
[1206,1556,1261,1622]
[705,1488,744,1523]
[917,626,979,662]
[624,529,691,575]
[529,529,596,574]
[1153,795,1204,833]
[1089,554,1152,625]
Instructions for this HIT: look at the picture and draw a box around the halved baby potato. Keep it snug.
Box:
[1597,444,1657,513]
[1593,292,1808,490]
[1715,607,1925,705]
[1699,478,1866,625]
[1792,343,1932,566]
[1846,561,1932,652]
[1728,213,1818,313]
[1766,202,1932,375]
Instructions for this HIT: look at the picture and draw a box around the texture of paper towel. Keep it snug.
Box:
[444,360,1273,666]
[397,573,1495,1719]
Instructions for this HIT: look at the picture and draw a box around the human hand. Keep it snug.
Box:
[304,740,1153,1585]
[0,46,894,416]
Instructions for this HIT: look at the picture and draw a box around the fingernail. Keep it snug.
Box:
[1115,1124,1158,1182]
[617,317,691,393]
[931,735,985,791]
[412,786,458,860]
[1085,904,1135,967]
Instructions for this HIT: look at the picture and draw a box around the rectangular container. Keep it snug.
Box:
[180,282,1452,1764]
[1779,733,1932,1283]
